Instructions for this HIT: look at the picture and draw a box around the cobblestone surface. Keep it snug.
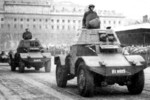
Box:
[0,63,150,100]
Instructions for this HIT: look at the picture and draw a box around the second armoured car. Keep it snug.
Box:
[55,29,147,97]
[9,39,51,73]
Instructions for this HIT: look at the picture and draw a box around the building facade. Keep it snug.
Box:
[0,0,125,50]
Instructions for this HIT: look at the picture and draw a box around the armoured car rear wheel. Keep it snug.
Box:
[10,60,16,71]
[9,54,16,71]
[77,62,94,97]
[19,61,25,73]
[127,70,144,94]
[45,60,51,72]
[56,60,68,87]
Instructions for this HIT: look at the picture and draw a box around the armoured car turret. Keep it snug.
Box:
[9,39,51,73]
[55,29,147,97]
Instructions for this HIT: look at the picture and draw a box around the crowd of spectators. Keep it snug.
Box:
[123,45,150,54]
[44,45,70,56]
[122,45,150,60]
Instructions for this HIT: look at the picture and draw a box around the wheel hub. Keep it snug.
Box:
[79,69,86,90]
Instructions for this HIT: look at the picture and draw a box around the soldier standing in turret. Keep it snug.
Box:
[82,4,100,29]
[22,28,32,40]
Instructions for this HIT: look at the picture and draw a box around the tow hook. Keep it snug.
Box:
[101,81,107,86]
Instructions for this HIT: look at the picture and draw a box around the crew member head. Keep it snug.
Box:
[25,28,29,32]
[88,4,95,11]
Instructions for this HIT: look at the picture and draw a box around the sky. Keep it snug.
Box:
[55,0,150,19]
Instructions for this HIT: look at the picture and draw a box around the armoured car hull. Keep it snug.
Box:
[55,29,147,97]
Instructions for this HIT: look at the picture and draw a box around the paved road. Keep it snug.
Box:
[0,63,150,100]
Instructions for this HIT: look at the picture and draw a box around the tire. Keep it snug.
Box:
[45,60,51,72]
[56,60,68,87]
[127,70,144,94]
[10,60,16,71]
[35,67,40,71]
[19,61,25,73]
[77,62,94,97]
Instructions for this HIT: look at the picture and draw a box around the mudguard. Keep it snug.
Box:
[125,55,145,66]
[81,54,132,67]
[81,54,145,67]
[20,52,50,59]
[80,54,146,76]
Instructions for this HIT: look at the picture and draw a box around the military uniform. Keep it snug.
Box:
[82,4,100,29]
[22,30,32,40]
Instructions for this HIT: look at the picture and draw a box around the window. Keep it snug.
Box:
[27,18,29,22]
[57,25,59,29]
[1,24,3,28]
[73,20,76,23]
[62,25,65,30]
[33,19,36,22]
[45,19,48,22]
[68,26,70,30]
[103,20,106,24]
[78,20,81,23]
[62,20,65,23]
[1,18,4,21]
[51,19,54,22]
[39,19,42,22]
[20,18,23,21]
[14,18,17,21]
[8,24,10,28]
[57,19,59,23]
[33,25,36,28]
[113,21,116,24]
[68,20,70,23]
[14,24,17,28]
[118,21,121,24]
[51,25,54,29]
[20,24,23,29]
[109,21,111,24]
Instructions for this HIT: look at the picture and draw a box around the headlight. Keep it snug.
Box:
[99,61,106,66]
[123,49,129,55]
[130,61,137,65]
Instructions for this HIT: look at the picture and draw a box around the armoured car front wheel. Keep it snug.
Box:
[35,67,40,71]
[56,60,68,87]
[127,70,144,94]
[45,60,51,72]
[19,61,25,73]
[77,62,94,97]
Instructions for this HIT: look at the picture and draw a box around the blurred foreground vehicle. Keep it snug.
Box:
[0,51,9,63]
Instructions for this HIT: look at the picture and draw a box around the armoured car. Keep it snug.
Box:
[55,29,147,97]
[9,39,51,73]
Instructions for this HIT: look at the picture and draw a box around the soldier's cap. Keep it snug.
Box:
[89,4,95,8]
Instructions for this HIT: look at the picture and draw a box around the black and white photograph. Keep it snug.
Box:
[0,0,150,100]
